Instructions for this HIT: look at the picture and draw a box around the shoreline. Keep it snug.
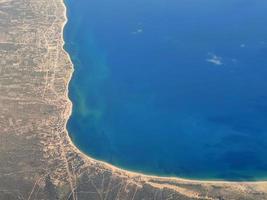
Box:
[60,0,267,185]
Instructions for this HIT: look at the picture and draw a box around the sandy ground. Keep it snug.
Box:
[0,0,267,199]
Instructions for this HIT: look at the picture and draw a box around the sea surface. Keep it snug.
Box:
[64,0,267,180]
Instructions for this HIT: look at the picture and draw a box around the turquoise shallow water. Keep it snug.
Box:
[65,0,267,180]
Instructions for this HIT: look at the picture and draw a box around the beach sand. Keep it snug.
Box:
[0,0,267,199]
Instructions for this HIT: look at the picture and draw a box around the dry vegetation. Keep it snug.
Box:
[0,0,267,199]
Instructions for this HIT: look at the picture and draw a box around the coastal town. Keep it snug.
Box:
[0,0,267,199]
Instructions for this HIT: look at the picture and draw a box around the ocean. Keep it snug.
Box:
[64,0,267,180]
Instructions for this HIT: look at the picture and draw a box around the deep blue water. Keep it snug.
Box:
[64,0,267,180]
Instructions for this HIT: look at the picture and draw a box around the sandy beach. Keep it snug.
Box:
[0,0,267,198]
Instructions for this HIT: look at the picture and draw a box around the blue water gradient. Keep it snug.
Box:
[64,0,267,180]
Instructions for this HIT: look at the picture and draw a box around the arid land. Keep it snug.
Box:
[0,0,267,199]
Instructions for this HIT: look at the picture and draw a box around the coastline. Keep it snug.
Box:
[60,0,267,185]
[2,0,267,198]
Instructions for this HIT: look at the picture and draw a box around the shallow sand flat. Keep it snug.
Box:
[0,0,267,199]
